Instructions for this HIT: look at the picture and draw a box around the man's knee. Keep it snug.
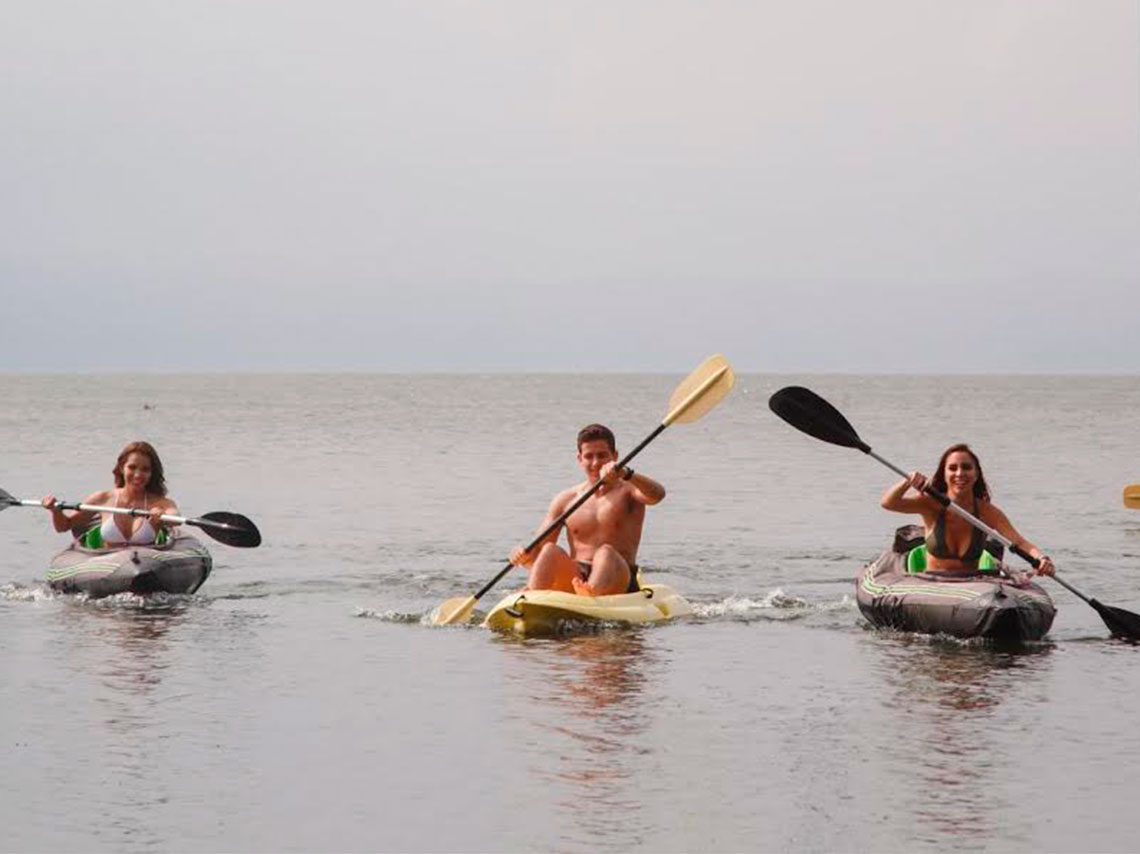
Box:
[587,547,631,595]
[594,544,626,567]
[536,542,566,563]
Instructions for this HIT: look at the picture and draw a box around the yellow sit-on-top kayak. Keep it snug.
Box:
[483,583,693,637]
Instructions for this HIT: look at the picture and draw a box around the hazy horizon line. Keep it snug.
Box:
[3,368,1138,378]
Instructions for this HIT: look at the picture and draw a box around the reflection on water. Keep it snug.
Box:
[869,634,1054,848]
[53,598,187,851]
[7,375,1140,852]
[58,596,184,697]
[497,630,653,852]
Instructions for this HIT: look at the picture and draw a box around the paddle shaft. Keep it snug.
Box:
[432,358,733,625]
[471,424,667,601]
[857,420,1123,618]
[868,453,1040,564]
[22,499,245,533]
[769,387,1140,636]
[926,489,1095,603]
[870,452,1100,602]
[468,363,729,601]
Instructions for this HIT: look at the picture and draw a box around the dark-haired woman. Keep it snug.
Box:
[41,441,179,546]
[881,443,1054,576]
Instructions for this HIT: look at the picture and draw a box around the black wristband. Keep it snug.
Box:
[622,467,635,481]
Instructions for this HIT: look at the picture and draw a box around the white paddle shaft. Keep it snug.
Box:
[24,499,188,526]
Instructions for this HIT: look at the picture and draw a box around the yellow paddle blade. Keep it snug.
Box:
[663,354,734,425]
[1124,485,1140,509]
[430,595,478,626]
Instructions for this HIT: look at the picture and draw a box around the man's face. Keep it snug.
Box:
[577,439,617,482]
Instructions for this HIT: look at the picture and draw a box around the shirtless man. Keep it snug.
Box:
[509,424,666,596]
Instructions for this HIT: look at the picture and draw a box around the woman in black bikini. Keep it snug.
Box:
[880,443,1055,576]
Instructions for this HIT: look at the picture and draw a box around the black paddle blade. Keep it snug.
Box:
[195,512,262,548]
[0,488,16,509]
[768,386,871,453]
[1091,599,1140,641]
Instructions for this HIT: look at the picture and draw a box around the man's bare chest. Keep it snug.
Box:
[567,492,630,533]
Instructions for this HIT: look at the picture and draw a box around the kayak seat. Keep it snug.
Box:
[906,544,998,574]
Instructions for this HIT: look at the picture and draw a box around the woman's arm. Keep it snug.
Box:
[149,497,180,532]
[881,472,934,514]
[41,491,103,533]
[41,494,73,532]
[985,503,1055,576]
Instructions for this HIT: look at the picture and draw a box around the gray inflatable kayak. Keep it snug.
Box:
[856,527,1056,641]
[47,533,213,598]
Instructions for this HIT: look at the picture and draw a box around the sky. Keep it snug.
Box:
[2,1,1137,373]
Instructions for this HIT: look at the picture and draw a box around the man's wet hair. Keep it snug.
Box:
[577,423,616,453]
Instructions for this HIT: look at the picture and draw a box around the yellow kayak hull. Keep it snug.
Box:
[482,583,693,637]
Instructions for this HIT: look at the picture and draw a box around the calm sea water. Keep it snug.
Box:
[3,373,1140,852]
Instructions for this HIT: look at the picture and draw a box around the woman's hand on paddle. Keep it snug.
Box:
[510,545,534,568]
[40,494,77,533]
[1035,555,1055,577]
[882,472,931,512]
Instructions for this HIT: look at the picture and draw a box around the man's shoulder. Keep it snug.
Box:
[553,482,588,504]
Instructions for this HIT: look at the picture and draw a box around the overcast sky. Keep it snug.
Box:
[2,1,1137,373]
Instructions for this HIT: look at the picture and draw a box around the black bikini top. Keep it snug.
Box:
[925,500,988,563]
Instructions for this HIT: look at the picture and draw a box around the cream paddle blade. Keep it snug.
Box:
[431,354,735,626]
[430,595,477,626]
[664,354,734,425]
[1124,485,1140,509]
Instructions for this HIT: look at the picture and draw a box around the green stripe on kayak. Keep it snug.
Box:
[860,571,982,601]
[46,563,121,581]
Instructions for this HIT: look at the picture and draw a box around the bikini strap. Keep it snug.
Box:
[924,508,949,558]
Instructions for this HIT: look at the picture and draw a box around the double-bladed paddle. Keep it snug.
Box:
[430,354,735,626]
[0,487,262,548]
[768,385,1140,640]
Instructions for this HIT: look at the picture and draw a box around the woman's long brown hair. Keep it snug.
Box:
[112,441,167,497]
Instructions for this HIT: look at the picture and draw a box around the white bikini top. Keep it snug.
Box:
[101,494,158,545]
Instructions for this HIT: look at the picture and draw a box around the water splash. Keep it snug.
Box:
[355,607,430,624]
[692,589,855,621]
[0,582,58,602]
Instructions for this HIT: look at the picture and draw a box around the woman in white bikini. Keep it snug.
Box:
[41,441,179,547]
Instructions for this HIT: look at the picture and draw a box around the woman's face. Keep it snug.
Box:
[120,452,153,492]
[943,450,977,495]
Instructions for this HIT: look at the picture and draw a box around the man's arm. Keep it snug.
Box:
[510,490,574,566]
[601,461,665,506]
[624,470,665,505]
